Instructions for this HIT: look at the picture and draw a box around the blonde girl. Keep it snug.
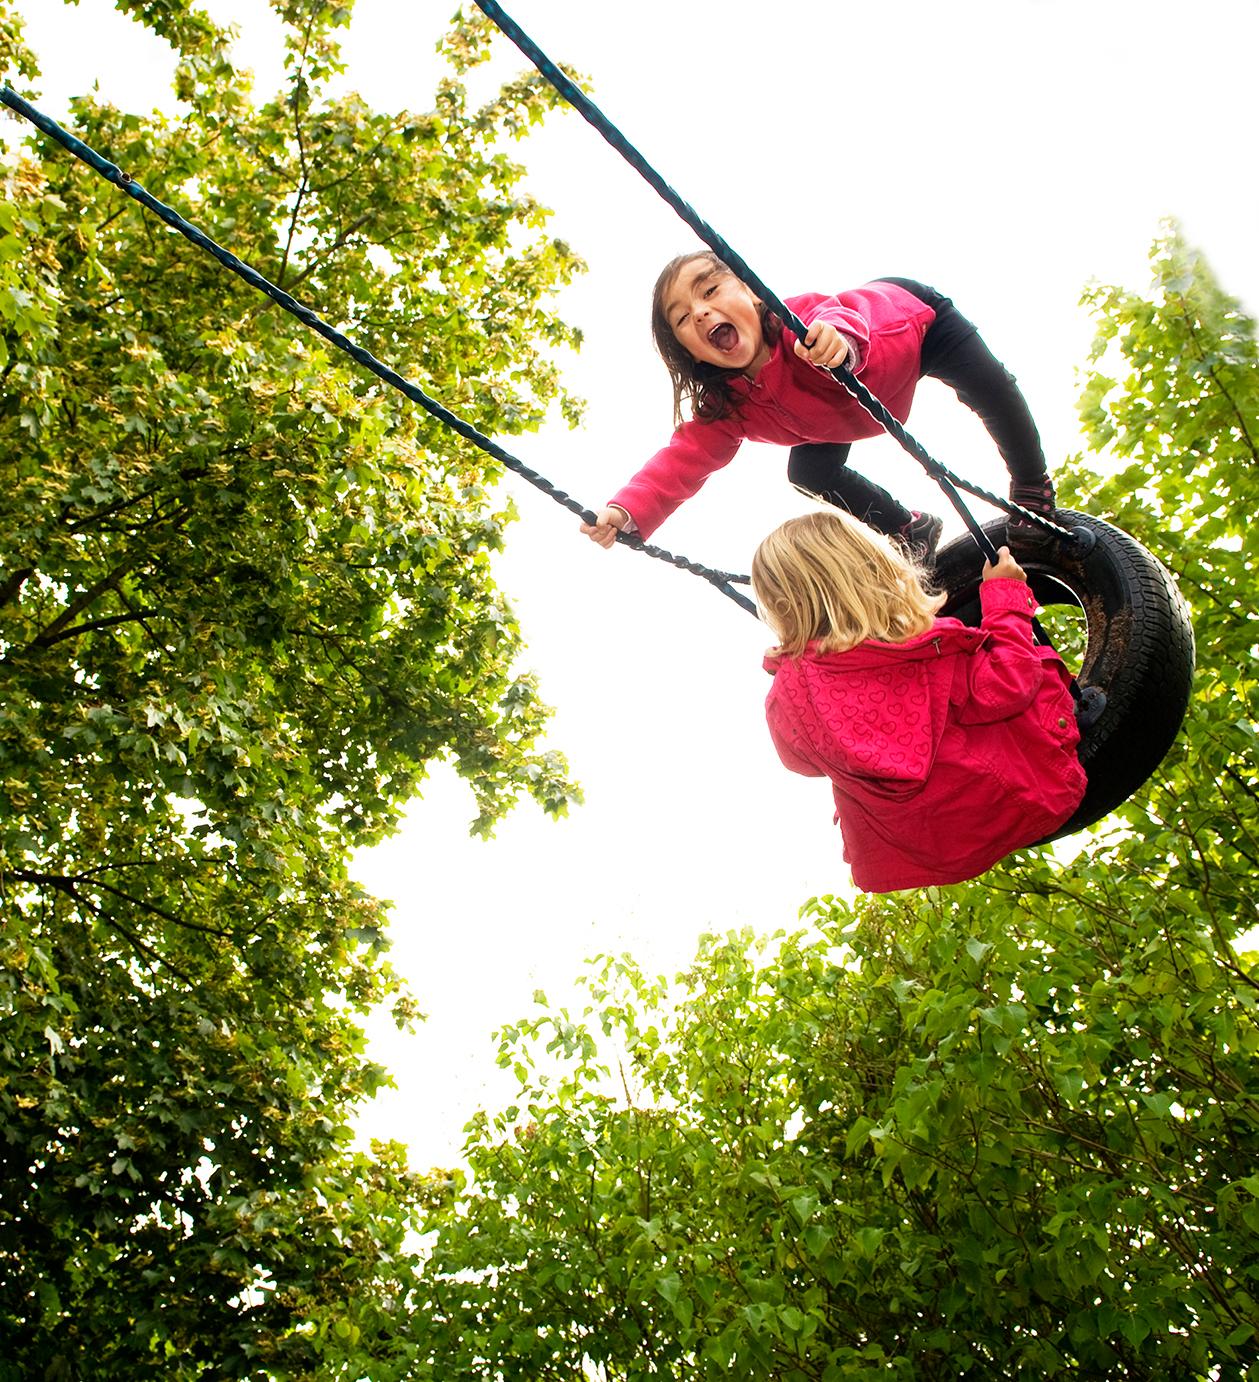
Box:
[752,511,1086,893]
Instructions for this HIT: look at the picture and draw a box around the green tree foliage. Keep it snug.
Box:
[410,228,1259,1378]
[0,1,583,1374]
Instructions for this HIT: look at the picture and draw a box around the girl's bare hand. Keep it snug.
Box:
[793,320,849,369]
[580,506,630,549]
[982,545,1027,583]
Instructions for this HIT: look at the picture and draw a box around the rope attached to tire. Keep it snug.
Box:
[0,86,758,617]
[473,0,1080,563]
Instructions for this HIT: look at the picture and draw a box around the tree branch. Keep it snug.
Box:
[17,870,196,986]
[33,609,162,649]
[30,553,146,647]
[1172,293,1259,465]
[0,566,33,606]
[10,868,234,940]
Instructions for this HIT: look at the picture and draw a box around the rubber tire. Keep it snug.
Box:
[929,509,1195,838]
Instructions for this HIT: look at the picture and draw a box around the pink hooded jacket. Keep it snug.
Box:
[763,579,1088,893]
[612,281,936,540]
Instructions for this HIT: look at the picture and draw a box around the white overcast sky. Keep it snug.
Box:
[10,0,1258,1167]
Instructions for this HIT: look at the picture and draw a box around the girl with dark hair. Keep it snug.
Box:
[580,251,1057,563]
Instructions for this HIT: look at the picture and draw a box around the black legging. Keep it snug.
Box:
[786,277,1048,534]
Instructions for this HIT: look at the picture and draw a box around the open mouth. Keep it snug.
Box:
[708,322,738,353]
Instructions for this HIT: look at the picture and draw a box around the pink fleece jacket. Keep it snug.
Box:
[763,579,1088,893]
[611,281,937,539]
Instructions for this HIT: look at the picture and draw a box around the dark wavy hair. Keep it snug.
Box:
[650,251,783,427]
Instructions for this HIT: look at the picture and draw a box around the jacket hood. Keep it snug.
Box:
[764,620,987,799]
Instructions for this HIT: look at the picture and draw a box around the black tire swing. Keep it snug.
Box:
[932,512,1196,839]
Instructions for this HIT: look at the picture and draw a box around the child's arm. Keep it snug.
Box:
[582,415,744,545]
[954,547,1050,724]
[765,682,827,779]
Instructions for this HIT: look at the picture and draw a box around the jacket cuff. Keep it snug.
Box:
[979,578,1038,616]
[608,486,658,538]
[840,331,865,372]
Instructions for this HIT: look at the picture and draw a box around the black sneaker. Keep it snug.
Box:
[900,510,944,565]
[1008,475,1057,526]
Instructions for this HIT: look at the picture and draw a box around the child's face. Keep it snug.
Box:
[663,262,772,376]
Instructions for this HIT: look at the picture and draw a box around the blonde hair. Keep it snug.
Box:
[751,511,945,657]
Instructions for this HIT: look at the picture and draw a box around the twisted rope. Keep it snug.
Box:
[474,0,1079,562]
[0,86,758,617]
